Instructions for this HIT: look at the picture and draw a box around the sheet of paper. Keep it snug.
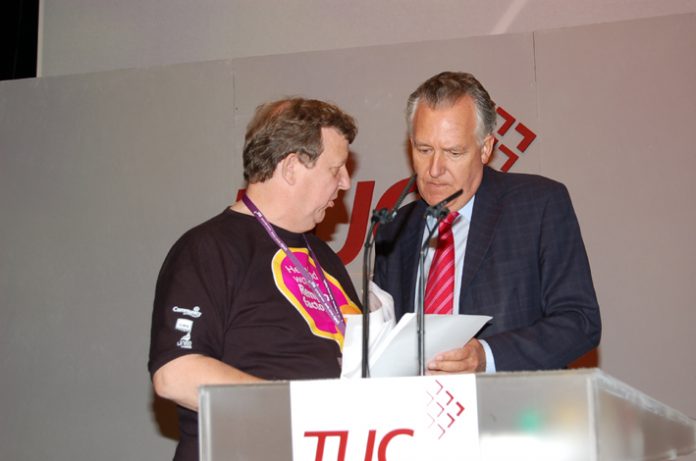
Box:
[370,313,491,377]
[341,281,397,378]
[342,311,491,378]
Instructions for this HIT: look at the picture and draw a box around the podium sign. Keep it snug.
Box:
[199,369,696,461]
[290,375,479,460]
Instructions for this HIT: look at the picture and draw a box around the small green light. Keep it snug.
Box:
[518,408,543,432]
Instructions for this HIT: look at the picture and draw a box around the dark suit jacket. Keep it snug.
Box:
[374,167,601,371]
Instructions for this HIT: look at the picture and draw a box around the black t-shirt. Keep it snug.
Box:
[148,208,361,460]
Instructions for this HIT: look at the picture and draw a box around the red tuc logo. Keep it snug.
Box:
[290,375,480,461]
[426,379,466,440]
[493,106,537,172]
[304,428,415,461]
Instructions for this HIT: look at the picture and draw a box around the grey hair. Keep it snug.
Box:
[406,71,496,145]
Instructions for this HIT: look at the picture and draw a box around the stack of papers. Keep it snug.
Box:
[341,282,491,378]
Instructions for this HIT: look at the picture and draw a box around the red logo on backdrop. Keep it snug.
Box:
[493,106,537,172]
[237,107,536,266]
[235,177,419,266]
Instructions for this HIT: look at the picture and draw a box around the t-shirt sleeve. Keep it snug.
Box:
[147,231,229,376]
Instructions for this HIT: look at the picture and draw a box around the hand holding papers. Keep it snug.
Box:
[341,281,396,378]
[341,282,491,378]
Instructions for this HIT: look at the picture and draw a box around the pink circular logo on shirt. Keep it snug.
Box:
[272,248,359,347]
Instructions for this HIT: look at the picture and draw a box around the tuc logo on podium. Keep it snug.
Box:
[290,376,481,461]
[426,379,467,440]
[303,428,414,461]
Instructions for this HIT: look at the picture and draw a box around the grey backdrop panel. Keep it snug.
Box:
[1,13,694,460]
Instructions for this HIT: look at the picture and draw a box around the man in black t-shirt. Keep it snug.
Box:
[148,98,361,461]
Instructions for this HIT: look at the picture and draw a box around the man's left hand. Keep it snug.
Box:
[427,338,486,374]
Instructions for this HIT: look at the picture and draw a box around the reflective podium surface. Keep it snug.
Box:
[476,369,695,460]
[200,369,696,461]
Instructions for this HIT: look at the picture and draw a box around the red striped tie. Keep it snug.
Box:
[424,212,458,315]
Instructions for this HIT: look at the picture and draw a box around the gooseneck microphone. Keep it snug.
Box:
[417,188,463,376]
[361,175,417,378]
[385,175,418,223]
[369,175,417,226]
[425,189,464,219]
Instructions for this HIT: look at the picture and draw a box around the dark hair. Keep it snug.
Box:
[243,98,357,182]
[406,71,496,144]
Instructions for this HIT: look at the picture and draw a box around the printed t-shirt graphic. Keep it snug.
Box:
[272,247,360,348]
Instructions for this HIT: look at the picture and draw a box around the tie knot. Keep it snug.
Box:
[438,211,458,232]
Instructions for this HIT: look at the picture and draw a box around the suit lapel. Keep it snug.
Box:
[404,201,427,314]
[459,167,504,310]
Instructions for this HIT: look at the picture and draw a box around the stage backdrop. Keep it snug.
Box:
[1,13,694,460]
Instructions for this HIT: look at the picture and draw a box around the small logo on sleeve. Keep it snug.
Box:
[171,306,202,349]
[174,318,193,349]
[172,306,202,318]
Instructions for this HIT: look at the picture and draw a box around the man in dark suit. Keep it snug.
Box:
[374,71,601,373]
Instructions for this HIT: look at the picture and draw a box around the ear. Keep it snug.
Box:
[480,134,495,165]
[279,153,299,185]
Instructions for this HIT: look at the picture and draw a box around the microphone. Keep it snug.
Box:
[384,175,417,223]
[425,189,464,219]
[371,175,417,225]
[360,174,417,378]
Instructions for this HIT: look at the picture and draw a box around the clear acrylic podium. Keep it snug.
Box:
[199,368,696,460]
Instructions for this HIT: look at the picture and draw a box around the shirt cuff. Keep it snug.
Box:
[479,339,496,373]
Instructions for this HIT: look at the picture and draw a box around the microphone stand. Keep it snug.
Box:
[361,211,382,378]
[416,189,463,376]
[360,175,416,378]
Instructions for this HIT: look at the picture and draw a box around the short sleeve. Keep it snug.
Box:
[148,231,230,375]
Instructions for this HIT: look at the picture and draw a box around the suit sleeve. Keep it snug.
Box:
[484,184,602,371]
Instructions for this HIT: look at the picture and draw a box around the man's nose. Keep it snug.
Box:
[428,151,446,178]
[338,165,351,190]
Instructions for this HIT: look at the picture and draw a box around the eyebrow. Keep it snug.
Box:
[413,141,467,151]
